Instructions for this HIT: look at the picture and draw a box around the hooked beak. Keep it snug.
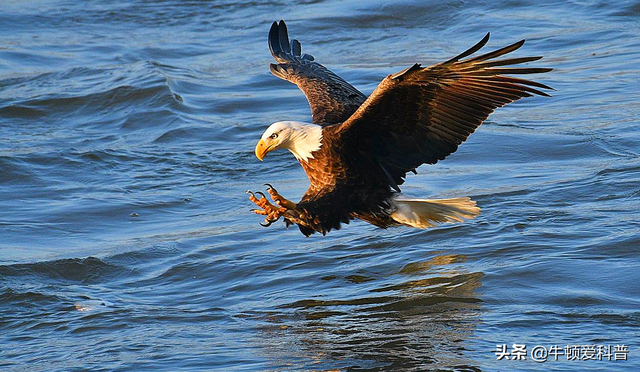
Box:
[255,139,274,161]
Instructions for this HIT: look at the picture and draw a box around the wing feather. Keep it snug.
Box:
[337,34,552,190]
[443,32,490,63]
[464,39,525,63]
[268,20,367,125]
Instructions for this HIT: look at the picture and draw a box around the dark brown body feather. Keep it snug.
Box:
[291,125,397,236]
[268,21,552,236]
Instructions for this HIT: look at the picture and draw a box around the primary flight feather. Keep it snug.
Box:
[248,20,552,236]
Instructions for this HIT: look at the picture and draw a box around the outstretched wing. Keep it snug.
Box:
[337,33,553,191]
[269,20,367,125]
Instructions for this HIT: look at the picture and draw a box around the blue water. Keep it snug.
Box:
[1,0,639,371]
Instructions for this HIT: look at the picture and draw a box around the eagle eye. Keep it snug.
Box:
[269,133,279,139]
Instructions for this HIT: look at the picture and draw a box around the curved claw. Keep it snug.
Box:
[255,191,266,199]
[260,220,273,227]
[264,183,274,191]
[246,190,255,197]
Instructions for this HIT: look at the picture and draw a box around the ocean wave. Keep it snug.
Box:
[0,257,132,284]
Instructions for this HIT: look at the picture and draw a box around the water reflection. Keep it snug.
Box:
[255,254,484,371]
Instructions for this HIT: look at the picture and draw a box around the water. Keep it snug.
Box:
[1,0,639,370]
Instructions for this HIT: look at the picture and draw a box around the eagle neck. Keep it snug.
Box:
[285,122,323,162]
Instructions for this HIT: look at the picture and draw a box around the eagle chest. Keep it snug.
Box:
[300,146,346,193]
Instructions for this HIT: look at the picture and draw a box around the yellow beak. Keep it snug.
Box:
[255,139,270,161]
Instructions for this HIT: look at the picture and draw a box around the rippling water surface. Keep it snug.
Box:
[1,0,639,371]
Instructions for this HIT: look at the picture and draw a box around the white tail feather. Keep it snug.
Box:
[390,197,481,228]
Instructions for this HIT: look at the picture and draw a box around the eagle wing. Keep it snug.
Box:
[337,33,553,191]
[268,20,367,125]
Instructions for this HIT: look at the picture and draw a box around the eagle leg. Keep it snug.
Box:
[264,183,297,209]
[247,188,318,234]
[279,209,322,236]
[247,190,288,226]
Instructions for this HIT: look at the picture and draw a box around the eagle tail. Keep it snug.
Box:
[390,197,481,229]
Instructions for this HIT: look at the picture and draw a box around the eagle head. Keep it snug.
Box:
[255,121,322,162]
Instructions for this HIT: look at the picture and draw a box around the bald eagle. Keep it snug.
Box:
[248,20,552,236]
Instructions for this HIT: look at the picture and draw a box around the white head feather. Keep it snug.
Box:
[260,121,323,162]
